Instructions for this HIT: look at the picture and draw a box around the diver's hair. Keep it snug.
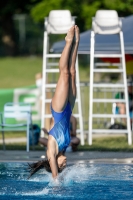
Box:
[28,159,51,179]
[28,159,65,179]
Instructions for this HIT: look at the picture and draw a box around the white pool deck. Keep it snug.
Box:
[0,136,133,164]
[0,150,133,164]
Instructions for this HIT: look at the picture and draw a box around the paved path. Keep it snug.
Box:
[0,137,26,144]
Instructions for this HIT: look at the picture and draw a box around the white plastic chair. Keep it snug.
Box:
[92,10,121,34]
[45,10,75,34]
[0,102,32,152]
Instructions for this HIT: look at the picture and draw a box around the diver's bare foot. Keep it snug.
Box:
[65,26,75,43]
[75,25,80,43]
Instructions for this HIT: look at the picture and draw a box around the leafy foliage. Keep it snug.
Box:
[30,0,133,31]
[1,0,133,55]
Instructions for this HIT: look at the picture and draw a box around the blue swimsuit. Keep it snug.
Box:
[49,102,72,152]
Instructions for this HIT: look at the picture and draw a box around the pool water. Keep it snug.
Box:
[0,162,133,199]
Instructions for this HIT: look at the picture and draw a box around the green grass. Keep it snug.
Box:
[0,57,43,88]
[79,136,133,152]
[0,143,43,151]
[0,56,90,89]
[1,135,133,152]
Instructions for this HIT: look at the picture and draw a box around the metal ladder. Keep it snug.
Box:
[41,10,84,145]
[89,10,132,145]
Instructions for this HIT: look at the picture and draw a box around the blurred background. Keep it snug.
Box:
[0,0,133,150]
[1,0,133,56]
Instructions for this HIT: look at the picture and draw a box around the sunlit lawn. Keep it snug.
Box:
[0,56,90,89]
[0,56,43,88]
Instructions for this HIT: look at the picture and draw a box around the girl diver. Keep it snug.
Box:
[28,25,80,179]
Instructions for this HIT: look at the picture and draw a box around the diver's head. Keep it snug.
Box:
[57,154,67,172]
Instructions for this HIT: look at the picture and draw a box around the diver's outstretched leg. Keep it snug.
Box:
[68,25,80,109]
[51,26,75,112]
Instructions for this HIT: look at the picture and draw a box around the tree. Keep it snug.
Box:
[0,0,41,56]
[30,0,133,31]
[81,0,133,29]
[1,0,133,56]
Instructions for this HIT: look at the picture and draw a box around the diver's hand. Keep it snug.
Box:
[53,177,59,184]
[48,176,61,186]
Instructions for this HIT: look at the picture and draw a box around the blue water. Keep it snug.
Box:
[0,162,133,200]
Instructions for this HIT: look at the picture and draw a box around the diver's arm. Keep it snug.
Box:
[47,137,58,178]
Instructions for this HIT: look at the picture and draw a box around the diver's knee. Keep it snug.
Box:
[70,69,76,76]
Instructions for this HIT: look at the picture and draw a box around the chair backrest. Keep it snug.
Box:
[92,10,121,34]
[4,103,31,120]
[46,10,75,34]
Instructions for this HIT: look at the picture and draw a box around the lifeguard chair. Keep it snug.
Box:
[89,10,132,145]
[41,10,84,145]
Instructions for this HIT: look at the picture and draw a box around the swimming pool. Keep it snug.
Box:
[0,162,133,199]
